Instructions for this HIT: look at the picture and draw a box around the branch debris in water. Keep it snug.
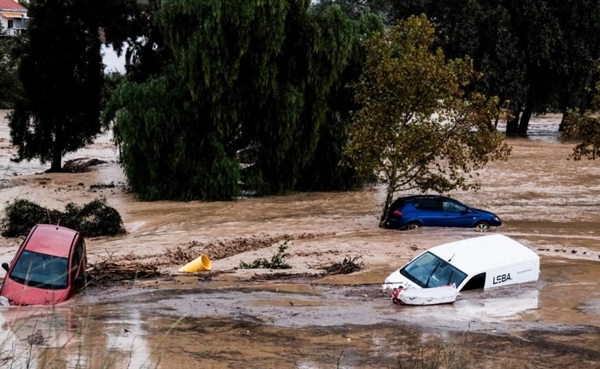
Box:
[86,254,160,286]
[316,255,364,275]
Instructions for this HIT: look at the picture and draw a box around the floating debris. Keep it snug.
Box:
[25,330,48,346]
[62,158,106,173]
[87,255,160,286]
[322,255,364,275]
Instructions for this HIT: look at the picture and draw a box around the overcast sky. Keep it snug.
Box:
[102,45,126,73]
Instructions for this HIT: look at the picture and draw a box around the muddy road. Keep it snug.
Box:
[1,113,600,368]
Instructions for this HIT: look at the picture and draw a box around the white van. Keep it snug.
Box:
[383,234,540,292]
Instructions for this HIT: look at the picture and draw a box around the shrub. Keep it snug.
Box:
[0,199,57,237]
[0,197,126,238]
[63,198,126,237]
[239,241,291,269]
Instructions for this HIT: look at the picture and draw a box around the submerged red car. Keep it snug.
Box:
[0,224,87,306]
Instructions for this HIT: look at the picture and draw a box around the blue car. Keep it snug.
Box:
[384,195,502,231]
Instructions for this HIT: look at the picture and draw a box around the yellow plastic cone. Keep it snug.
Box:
[178,254,212,273]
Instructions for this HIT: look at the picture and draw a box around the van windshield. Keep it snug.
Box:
[400,252,467,288]
[9,250,69,290]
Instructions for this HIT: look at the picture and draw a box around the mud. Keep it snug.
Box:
[1,112,600,368]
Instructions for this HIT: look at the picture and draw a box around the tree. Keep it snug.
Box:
[8,0,136,172]
[346,15,511,224]
[108,0,360,200]
[296,7,384,191]
[387,0,600,135]
[0,26,23,109]
[312,0,392,22]
[107,66,240,201]
[562,68,600,160]
[122,0,172,84]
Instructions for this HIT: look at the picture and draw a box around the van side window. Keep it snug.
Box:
[461,273,486,291]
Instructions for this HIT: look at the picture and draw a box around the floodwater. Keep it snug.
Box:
[1,112,600,368]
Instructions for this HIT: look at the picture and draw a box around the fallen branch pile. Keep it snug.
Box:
[323,255,364,275]
[62,158,106,173]
[87,257,161,286]
[174,232,335,262]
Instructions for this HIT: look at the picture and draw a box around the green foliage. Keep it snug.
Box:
[0,28,23,109]
[0,199,52,237]
[563,69,600,160]
[312,0,392,22]
[100,70,125,113]
[239,242,291,270]
[347,15,511,222]
[388,0,600,134]
[8,0,138,171]
[122,0,172,83]
[107,67,241,201]
[61,198,126,238]
[110,0,362,199]
[1,198,125,238]
[159,0,357,195]
[296,9,384,191]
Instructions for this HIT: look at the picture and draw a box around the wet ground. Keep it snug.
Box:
[1,112,600,368]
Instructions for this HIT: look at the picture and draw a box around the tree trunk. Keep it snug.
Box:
[518,94,534,134]
[379,187,395,227]
[558,111,568,132]
[506,109,520,135]
[50,125,62,172]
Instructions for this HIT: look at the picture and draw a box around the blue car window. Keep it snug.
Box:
[443,201,467,213]
[413,199,441,211]
[9,250,69,290]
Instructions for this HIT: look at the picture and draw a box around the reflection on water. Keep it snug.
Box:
[496,114,563,142]
[0,305,153,369]
[456,288,539,320]
[0,271,598,369]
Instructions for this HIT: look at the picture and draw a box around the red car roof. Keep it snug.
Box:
[24,225,79,258]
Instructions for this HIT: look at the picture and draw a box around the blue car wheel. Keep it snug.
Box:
[474,221,490,231]
[402,222,421,231]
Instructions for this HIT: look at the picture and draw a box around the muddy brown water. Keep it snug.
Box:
[1,113,600,368]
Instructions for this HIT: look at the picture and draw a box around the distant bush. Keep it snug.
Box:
[1,197,126,238]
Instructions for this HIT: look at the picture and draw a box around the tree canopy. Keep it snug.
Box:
[562,66,600,161]
[0,26,23,110]
[108,0,374,200]
[346,15,511,222]
[8,0,136,171]
[380,0,600,134]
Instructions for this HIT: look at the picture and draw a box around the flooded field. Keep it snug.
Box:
[1,112,600,368]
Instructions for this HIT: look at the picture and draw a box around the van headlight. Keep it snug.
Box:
[493,216,500,222]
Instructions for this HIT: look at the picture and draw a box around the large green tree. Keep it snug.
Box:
[107,66,240,200]
[8,0,136,172]
[347,15,511,224]
[109,0,360,200]
[296,7,383,191]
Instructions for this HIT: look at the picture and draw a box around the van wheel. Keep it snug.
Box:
[474,222,490,232]
[403,222,420,231]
